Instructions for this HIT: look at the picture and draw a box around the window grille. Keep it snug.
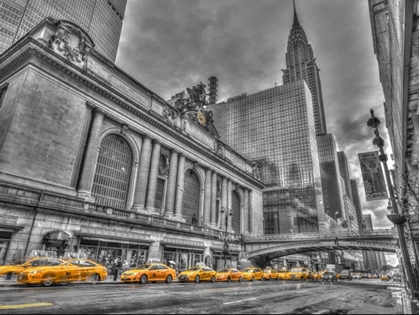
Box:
[182,170,200,222]
[231,190,240,232]
[154,178,165,211]
[92,134,133,209]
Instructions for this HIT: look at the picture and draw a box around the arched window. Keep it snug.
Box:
[231,190,241,233]
[182,169,200,223]
[92,134,133,209]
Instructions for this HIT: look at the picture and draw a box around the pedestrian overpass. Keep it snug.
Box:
[243,229,398,261]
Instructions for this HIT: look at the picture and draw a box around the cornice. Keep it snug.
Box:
[0,39,264,189]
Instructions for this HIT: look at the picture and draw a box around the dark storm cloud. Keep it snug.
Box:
[116,0,393,229]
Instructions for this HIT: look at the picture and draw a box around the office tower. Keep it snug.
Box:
[350,179,364,231]
[282,3,327,136]
[207,76,218,105]
[0,0,127,62]
[317,134,345,220]
[210,80,326,234]
[363,214,374,231]
[338,151,354,202]
[343,196,358,231]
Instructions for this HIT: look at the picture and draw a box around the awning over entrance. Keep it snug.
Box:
[77,226,153,244]
[162,242,206,250]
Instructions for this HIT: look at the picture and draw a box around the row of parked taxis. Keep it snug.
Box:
[0,257,326,286]
[120,265,325,284]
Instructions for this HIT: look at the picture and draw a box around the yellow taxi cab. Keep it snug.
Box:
[120,263,175,284]
[277,269,289,280]
[262,268,279,281]
[17,258,81,286]
[67,259,108,282]
[178,266,217,283]
[216,268,243,282]
[380,275,390,281]
[0,257,54,278]
[336,273,341,280]
[310,272,322,280]
[241,266,263,281]
[285,267,309,281]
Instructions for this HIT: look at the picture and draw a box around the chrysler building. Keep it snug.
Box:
[282,2,328,136]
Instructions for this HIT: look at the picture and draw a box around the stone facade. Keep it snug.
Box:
[0,18,264,270]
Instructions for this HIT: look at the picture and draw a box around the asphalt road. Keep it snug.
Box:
[0,279,403,314]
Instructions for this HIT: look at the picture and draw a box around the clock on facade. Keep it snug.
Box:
[197,110,207,126]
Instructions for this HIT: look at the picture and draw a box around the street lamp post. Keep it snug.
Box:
[221,207,233,268]
[367,109,418,298]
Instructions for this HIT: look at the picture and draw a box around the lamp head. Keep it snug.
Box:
[221,207,225,214]
[367,109,381,130]
[229,211,233,217]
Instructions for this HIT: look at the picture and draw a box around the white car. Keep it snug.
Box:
[352,273,362,279]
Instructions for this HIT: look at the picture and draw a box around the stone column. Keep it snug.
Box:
[227,179,232,230]
[210,171,217,226]
[248,190,253,234]
[203,168,212,226]
[132,135,153,212]
[165,150,178,216]
[240,187,244,235]
[221,177,227,229]
[145,140,161,211]
[244,188,249,233]
[77,108,105,198]
[174,154,186,218]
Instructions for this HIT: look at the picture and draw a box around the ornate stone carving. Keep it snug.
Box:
[120,124,129,135]
[252,162,261,180]
[163,105,177,127]
[215,141,225,158]
[193,162,199,170]
[175,82,208,115]
[158,148,170,177]
[48,21,94,68]
[216,177,222,199]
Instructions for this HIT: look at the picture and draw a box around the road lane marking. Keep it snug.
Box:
[223,298,256,305]
[0,303,53,309]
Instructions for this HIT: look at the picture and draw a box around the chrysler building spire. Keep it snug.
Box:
[282,1,327,136]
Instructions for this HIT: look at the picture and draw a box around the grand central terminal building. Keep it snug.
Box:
[0,18,264,271]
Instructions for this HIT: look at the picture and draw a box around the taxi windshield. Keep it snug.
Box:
[290,268,304,272]
[264,270,271,273]
[218,269,230,273]
[244,269,253,272]
[186,267,201,271]
[136,264,152,270]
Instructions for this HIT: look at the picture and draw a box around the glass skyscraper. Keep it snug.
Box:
[350,179,364,232]
[210,80,325,234]
[0,0,126,62]
[317,134,345,220]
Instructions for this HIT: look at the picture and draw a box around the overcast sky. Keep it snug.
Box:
[116,0,397,264]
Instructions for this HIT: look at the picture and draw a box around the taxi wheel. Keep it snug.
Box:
[211,276,216,283]
[195,275,200,283]
[239,276,243,282]
[59,275,69,286]
[166,275,172,284]
[275,277,279,281]
[140,274,148,284]
[42,274,55,287]
[227,277,231,283]
[88,273,100,283]
[251,276,255,281]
